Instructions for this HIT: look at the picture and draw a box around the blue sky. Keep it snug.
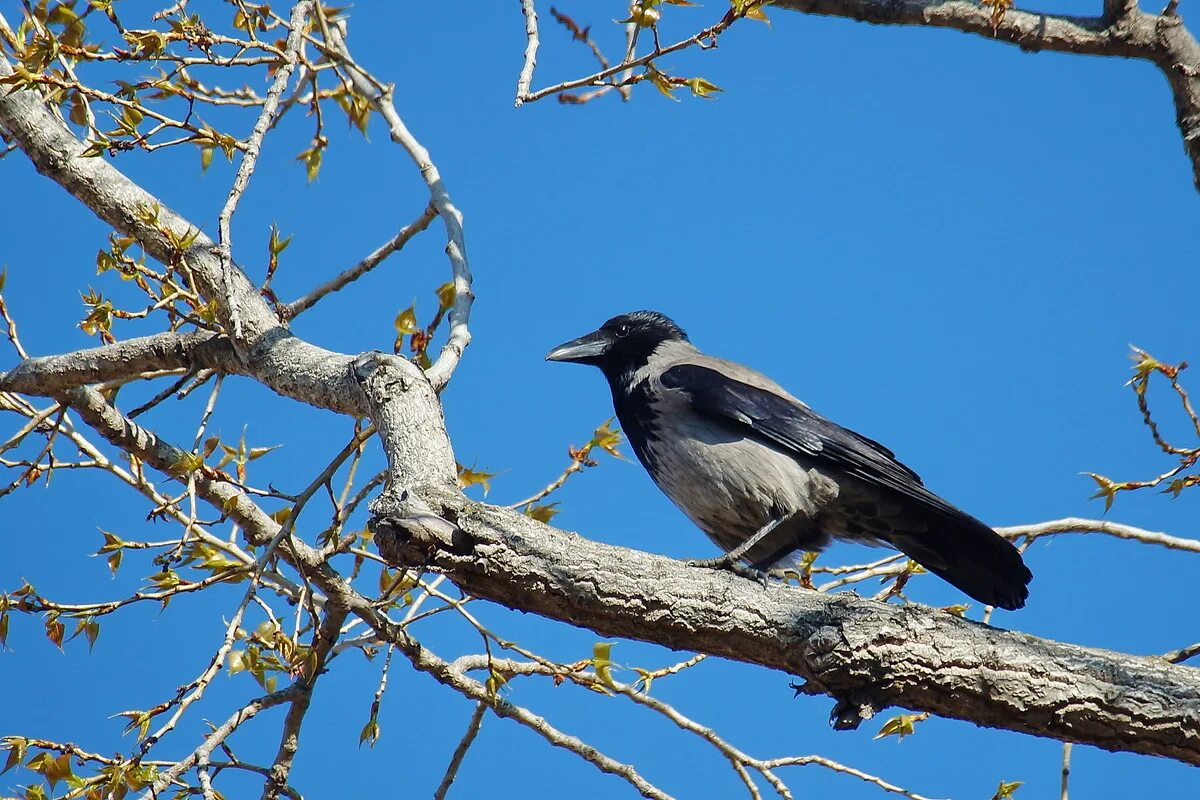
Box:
[3,1,1199,798]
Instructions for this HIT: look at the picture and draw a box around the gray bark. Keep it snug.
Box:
[0,331,233,393]
[370,486,1200,766]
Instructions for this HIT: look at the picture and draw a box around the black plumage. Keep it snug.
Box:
[546,310,1033,610]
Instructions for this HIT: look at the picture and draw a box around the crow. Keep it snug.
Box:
[546,310,1032,610]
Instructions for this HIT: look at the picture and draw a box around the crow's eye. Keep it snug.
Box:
[614,324,630,338]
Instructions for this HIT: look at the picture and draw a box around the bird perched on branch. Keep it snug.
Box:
[546,310,1032,610]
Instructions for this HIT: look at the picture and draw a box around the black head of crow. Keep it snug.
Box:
[547,310,1032,610]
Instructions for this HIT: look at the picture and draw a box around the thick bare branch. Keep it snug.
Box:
[0,331,238,395]
[370,488,1200,766]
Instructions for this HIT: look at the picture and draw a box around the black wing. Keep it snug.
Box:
[658,363,954,516]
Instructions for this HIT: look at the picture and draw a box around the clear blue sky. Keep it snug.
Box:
[3,2,1199,798]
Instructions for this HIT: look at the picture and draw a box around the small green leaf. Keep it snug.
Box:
[268,223,293,256]
[1085,472,1119,512]
[71,616,100,651]
[645,65,679,101]
[589,418,624,459]
[523,502,561,524]
[435,280,456,312]
[96,529,125,554]
[44,612,64,649]
[394,303,419,336]
[631,666,654,695]
[992,780,1024,800]
[247,445,279,461]
[486,667,508,699]
[686,77,723,98]
[874,713,924,742]
[457,462,497,495]
[592,641,617,688]
[359,719,381,747]
[2,736,27,774]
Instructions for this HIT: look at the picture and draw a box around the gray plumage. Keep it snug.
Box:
[547,310,1032,610]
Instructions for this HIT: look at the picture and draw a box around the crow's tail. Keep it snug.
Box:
[886,509,1032,610]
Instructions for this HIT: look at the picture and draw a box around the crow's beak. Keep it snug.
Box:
[546,329,611,364]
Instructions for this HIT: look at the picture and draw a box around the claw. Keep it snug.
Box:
[683,517,783,587]
[686,556,770,587]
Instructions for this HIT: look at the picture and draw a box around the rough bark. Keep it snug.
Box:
[372,487,1200,766]
[0,331,234,393]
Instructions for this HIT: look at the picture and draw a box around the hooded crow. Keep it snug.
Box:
[546,310,1032,610]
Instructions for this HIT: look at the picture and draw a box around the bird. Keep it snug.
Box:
[546,310,1032,610]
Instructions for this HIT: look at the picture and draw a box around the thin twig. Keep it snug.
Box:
[286,204,437,318]
[433,701,487,800]
[519,9,743,104]
[1163,640,1200,664]
[215,0,312,342]
[996,517,1200,553]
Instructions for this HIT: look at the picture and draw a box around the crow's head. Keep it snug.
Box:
[546,310,688,375]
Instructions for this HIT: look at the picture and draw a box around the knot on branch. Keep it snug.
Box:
[372,508,475,570]
[352,350,416,400]
[351,350,458,490]
[828,695,880,731]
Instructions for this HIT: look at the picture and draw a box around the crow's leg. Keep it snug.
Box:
[687,518,783,583]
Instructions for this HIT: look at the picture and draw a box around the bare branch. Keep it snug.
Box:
[0,38,371,416]
[261,604,349,800]
[433,702,487,800]
[519,10,744,104]
[771,0,1200,190]
[0,331,239,396]
[515,0,540,107]
[323,24,474,390]
[997,517,1200,553]
[371,490,1200,766]
[1060,741,1073,800]
[139,686,302,800]
[1164,640,1200,664]
[286,204,437,318]
[215,0,313,341]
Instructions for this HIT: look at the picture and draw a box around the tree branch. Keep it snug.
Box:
[772,0,1200,189]
[261,603,348,800]
[370,488,1200,766]
[0,331,240,395]
[285,204,437,318]
[0,38,371,416]
[323,23,474,390]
